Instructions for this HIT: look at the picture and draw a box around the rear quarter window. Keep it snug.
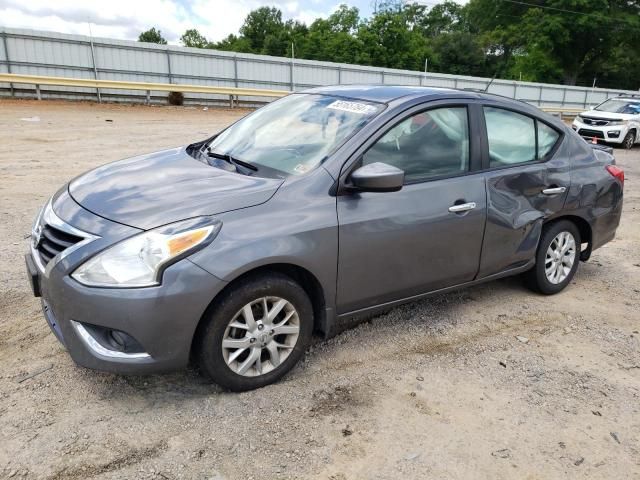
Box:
[483,106,562,167]
[538,121,560,159]
[484,107,536,167]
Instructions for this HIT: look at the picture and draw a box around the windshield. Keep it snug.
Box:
[207,94,383,175]
[595,98,640,114]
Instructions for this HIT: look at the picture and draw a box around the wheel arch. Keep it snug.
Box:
[544,214,593,260]
[190,263,328,359]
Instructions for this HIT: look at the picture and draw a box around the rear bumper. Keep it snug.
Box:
[586,185,623,252]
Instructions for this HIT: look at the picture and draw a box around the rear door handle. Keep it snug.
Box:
[448,202,477,213]
[541,186,567,195]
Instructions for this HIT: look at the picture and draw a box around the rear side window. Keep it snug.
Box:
[363,106,469,183]
[538,121,560,159]
[484,107,536,167]
[484,107,561,168]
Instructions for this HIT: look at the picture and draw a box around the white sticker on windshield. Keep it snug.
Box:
[327,100,377,115]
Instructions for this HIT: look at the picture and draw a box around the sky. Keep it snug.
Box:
[0,0,381,44]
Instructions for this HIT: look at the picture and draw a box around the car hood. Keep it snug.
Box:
[68,147,284,230]
[581,110,637,121]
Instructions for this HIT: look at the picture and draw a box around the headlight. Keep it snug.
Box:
[72,217,222,287]
[608,120,627,126]
[575,115,584,123]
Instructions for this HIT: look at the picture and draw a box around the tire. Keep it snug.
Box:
[524,220,581,295]
[196,272,313,391]
[622,130,635,149]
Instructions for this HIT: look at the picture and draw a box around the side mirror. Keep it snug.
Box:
[349,162,404,193]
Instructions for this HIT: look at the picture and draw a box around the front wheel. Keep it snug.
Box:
[196,273,313,391]
[524,220,581,295]
[622,130,635,149]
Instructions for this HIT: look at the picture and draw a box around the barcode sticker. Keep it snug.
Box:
[327,100,378,115]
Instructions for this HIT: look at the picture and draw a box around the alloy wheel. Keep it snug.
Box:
[221,297,300,377]
[544,231,576,284]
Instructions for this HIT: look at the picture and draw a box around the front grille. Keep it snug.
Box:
[581,117,609,127]
[36,224,83,267]
[578,129,605,139]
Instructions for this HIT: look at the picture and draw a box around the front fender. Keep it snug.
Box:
[188,168,339,314]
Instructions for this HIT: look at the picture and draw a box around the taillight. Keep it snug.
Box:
[606,165,624,185]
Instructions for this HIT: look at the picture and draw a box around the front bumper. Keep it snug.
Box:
[572,119,628,144]
[28,190,227,374]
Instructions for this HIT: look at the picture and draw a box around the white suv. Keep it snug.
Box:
[572,96,640,149]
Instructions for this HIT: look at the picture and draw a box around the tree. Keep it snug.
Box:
[138,27,167,45]
[239,7,285,53]
[328,4,360,34]
[423,1,468,37]
[214,34,253,53]
[199,1,640,90]
[181,29,208,48]
[305,7,363,64]
[466,0,640,87]
[357,4,431,70]
[432,32,485,76]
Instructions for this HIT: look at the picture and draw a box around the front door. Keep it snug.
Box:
[336,104,487,314]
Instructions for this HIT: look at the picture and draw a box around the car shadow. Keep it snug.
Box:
[82,274,535,402]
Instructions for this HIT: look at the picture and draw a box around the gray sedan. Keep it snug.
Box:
[26,86,624,391]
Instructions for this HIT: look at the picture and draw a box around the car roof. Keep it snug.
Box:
[303,84,567,130]
[303,84,463,103]
[613,95,640,100]
[303,84,530,108]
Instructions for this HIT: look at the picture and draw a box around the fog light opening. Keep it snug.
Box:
[107,329,145,354]
[109,330,128,351]
[71,321,151,359]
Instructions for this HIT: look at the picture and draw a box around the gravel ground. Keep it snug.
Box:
[1,99,639,480]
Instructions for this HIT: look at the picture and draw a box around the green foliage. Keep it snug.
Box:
[165,1,640,90]
[239,6,286,54]
[432,32,485,76]
[138,27,167,45]
[181,29,208,49]
[215,34,253,53]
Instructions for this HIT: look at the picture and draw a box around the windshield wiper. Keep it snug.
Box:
[206,148,258,172]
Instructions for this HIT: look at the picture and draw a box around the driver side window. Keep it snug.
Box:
[362,106,470,183]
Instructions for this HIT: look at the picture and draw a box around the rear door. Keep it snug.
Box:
[336,102,487,314]
[477,105,570,278]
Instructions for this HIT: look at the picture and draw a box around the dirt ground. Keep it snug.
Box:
[0,99,638,480]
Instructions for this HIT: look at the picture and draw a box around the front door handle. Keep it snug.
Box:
[448,202,476,213]
[542,186,567,195]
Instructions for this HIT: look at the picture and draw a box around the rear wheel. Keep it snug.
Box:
[196,272,313,391]
[524,220,581,295]
[622,130,635,149]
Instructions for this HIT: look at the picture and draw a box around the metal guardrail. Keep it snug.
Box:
[0,73,589,116]
[0,73,289,106]
[540,106,584,119]
[541,107,584,114]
